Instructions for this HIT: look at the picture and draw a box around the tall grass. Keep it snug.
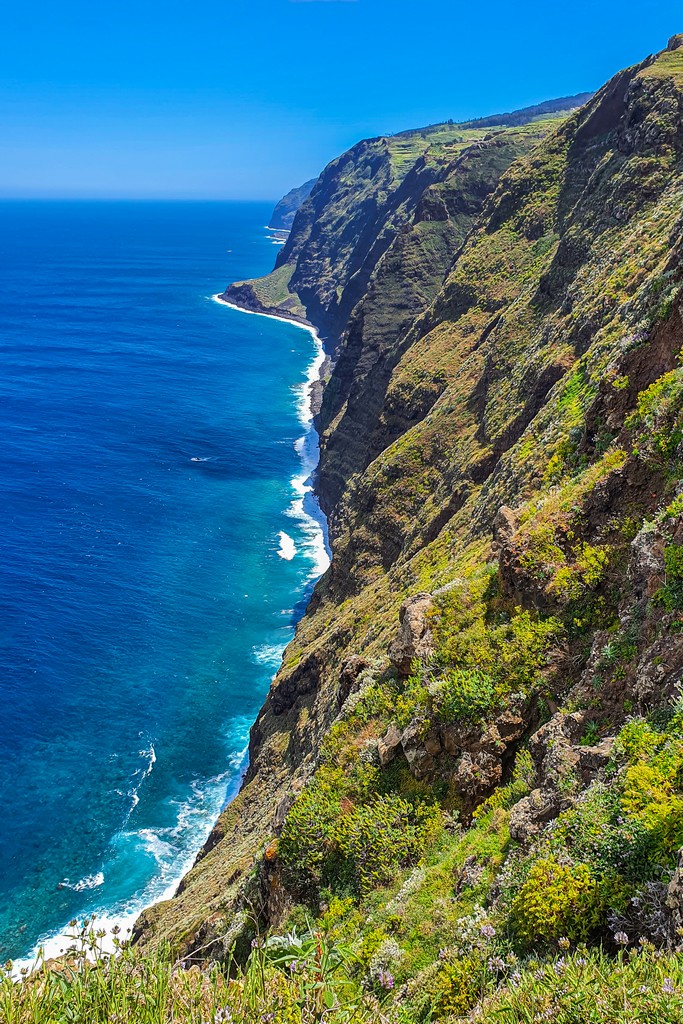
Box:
[471,944,683,1024]
[4,922,683,1022]
[0,920,387,1024]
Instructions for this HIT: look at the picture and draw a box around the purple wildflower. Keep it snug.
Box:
[663,978,675,995]
[487,957,506,973]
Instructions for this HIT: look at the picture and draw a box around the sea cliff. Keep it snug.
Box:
[135,36,683,1022]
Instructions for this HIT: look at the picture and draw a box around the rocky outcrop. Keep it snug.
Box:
[510,713,615,842]
[377,700,527,810]
[388,593,435,676]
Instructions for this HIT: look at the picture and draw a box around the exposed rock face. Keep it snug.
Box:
[629,525,665,603]
[529,713,586,788]
[509,788,561,842]
[378,724,402,766]
[509,713,615,843]
[376,703,528,809]
[388,593,435,675]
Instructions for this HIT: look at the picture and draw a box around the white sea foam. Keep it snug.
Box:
[11,742,249,978]
[213,292,331,583]
[252,642,287,668]
[277,530,296,560]
[126,742,156,815]
[60,872,105,892]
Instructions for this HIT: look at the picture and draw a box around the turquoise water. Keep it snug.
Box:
[0,201,327,963]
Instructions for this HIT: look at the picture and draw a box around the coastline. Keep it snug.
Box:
[212,292,315,332]
[212,292,331,569]
[12,287,331,976]
[11,758,249,975]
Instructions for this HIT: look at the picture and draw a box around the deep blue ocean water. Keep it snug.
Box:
[0,200,327,963]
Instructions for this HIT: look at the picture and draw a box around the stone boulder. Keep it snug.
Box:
[528,712,585,788]
[509,787,561,842]
[378,724,402,766]
[400,721,439,778]
[628,525,664,603]
[389,593,434,676]
[453,750,503,797]
[492,505,519,547]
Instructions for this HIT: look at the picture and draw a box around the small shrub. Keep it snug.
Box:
[656,543,683,609]
[511,857,603,944]
[433,952,486,1017]
[433,668,496,723]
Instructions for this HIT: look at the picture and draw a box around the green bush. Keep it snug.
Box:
[337,795,441,894]
[656,543,683,609]
[434,668,496,723]
[511,857,605,945]
[278,769,441,896]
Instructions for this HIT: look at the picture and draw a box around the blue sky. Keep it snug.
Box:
[1,0,679,199]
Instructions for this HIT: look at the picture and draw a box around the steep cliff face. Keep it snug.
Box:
[314,126,553,513]
[138,41,683,1020]
[223,99,588,336]
[268,178,316,230]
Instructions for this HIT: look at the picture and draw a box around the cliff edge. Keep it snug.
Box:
[135,38,683,1022]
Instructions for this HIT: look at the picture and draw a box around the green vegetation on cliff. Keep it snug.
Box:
[141,39,683,1018]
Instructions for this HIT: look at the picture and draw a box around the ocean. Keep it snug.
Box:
[0,200,328,964]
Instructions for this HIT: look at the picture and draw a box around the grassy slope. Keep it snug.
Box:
[161,42,683,1017]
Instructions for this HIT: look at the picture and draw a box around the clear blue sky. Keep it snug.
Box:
[1,0,679,199]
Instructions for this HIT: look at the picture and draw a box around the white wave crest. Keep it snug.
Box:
[126,742,156,816]
[252,643,285,669]
[59,872,105,892]
[277,531,296,560]
[12,740,250,979]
